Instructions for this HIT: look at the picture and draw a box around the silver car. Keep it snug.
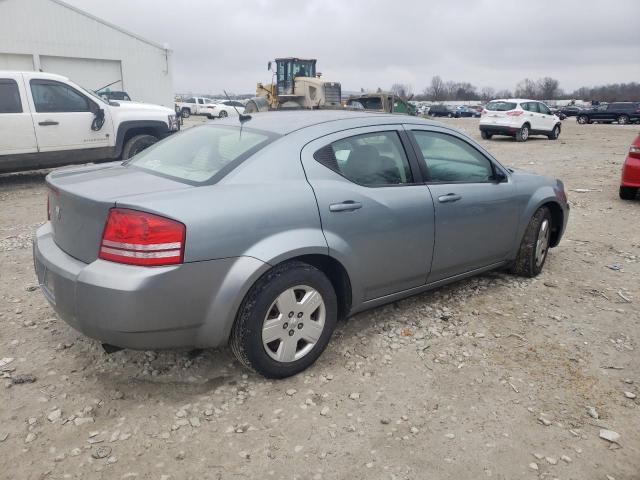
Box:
[33,111,569,378]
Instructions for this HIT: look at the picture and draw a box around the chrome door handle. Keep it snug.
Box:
[38,120,59,126]
[438,193,462,203]
[329,201,362,212]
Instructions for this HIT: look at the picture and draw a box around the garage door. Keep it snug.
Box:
[0,53,34,70]
[40,56,123,92]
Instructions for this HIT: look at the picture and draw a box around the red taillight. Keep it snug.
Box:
[629,145,640,159]
[99,208,185,266]
[506,110,523,116]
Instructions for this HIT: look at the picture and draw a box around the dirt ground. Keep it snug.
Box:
[0,117,638,480]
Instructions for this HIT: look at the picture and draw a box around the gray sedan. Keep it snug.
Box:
[33,111,569,378]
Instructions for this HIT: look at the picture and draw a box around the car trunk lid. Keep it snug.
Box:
[47,164,191,264]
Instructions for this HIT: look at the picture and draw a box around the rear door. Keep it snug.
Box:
[0,74,38,155]
[26,75,113,152]
[301,126,435,302]
[408,127,519,282]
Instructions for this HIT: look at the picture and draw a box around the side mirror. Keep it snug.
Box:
[91,108,105,131]
[492,170,507,183]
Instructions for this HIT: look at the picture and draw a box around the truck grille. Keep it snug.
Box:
[324,83,341,105]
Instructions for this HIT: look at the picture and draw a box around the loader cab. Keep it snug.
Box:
[274,58,317,96]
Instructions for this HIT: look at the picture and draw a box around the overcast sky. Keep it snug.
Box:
[65,0,640,95]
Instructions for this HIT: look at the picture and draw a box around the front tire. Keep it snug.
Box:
[121,134,158,160]
[515,124,530,142]
[618,115,630,125]
[548,124,561,140]
[219,110,228,118]
[481,130,492,140]
[619,186,638,200]
[230,261,337,378]
[577,115,589,124]
[510,207,552,277]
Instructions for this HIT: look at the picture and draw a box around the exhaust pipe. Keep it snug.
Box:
[102,343,124,354]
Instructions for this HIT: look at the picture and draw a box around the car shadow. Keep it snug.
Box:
[0,170,49,187]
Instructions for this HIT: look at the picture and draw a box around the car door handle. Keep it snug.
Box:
[438,193,462,203]
[329,201,362,212]
[38,121,59,126]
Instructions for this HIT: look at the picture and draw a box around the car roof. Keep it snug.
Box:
[0,71,69,82]
[491,98,538,103]
[212,110,443,135]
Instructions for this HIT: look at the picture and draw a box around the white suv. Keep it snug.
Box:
[479,99,561,142]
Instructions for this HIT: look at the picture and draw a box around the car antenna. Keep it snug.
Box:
[223,90,252,123]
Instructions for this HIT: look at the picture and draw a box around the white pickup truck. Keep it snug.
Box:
[0,71,180,173]
[174,97,217,118]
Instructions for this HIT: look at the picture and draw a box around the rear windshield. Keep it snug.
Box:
[485,101,517,111]
[126,125,275,184]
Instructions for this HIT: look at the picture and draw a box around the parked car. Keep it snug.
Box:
[428,104,459,118]
[0,71,179,173]
[417,105,430,115]
[175,97,216,118]
[620,133,640,200]
[558,105,581,117]
[456,106,481,118]
[208,100,246,118]
[548,107,567,121]
[345,93,417,116]
[576,102,640,125]
[97,90,131,102]
[33,111,569,378]
[479,99,561,142]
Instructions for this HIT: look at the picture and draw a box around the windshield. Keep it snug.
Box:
[126,125,275,184]
[349,97,383,110]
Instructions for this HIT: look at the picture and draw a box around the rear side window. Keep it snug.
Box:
[0,79,22,113]
[30,80,90,112]
[127,125,274,184]
[522,102,539,113]
[314,131,413,187]
[412,131,494,183]
[486,101,517,111]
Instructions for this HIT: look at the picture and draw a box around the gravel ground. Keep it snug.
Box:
[0,117,638,480]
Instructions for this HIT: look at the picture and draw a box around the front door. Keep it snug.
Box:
[26,76,112,152]
[301,126,435,302]
[408,128,520,282]
[537,102,556,131]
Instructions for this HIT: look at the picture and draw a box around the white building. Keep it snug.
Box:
[0,0,173,107]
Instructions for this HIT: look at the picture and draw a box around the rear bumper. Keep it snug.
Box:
[33,223,269,350]
[621,155,640,187]
[479,124,519,135]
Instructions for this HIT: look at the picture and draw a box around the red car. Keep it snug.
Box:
[620,133,640,200]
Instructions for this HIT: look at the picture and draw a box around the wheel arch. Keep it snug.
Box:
[115,121,170,157]
[511,190,565,259]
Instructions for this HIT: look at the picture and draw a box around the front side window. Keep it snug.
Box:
[30,80,90,113]
[127,125,274,184]
[0,79,22,113]
[538,103,551,115]
[314,131,413,187]
[412,131,494,183]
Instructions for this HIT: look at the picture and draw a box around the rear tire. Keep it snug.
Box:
[548,124,561,140]
[618,115,630,125]
[181,108,191,118]
[510,207,552,277]
[619,186,638,200]
[577,115,589,124]
[219,110,228,118]
[230,261,337,378]
[481,130,492,140]
[515,124,530,142]
[121,134,158,160]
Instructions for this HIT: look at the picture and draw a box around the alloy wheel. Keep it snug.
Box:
[535,219,550,267]
[261,285,326,363]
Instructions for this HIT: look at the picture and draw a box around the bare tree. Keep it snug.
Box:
[390,83,413,100]
[495,89,513,99]
[537,77,560,100]
[429,75,445,101]
[515,78,539,99]
[480,86,495,101]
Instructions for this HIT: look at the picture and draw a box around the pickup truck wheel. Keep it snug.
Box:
[181,108,190,118]
[618,115,630,125]
[509,207,552,277]
[218,110,228,118]
[480,130,492,140]
[515,124,529,142]
[230,261,337,378]
[121,134,158,160]
[577,115,589,124]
